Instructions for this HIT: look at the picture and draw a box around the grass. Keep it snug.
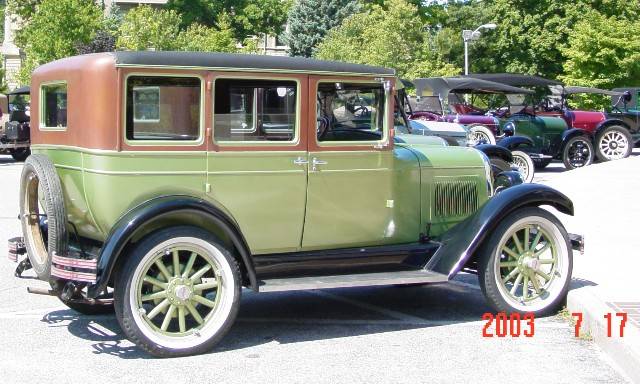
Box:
[557,306,594,341]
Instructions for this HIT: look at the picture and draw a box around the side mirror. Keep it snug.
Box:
[623,91,632,103]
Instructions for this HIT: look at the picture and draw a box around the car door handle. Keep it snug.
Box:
[311,157,327,172]
[293,157,308,166]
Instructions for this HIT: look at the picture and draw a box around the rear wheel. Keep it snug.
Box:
[114,226,241,357]
[562,136,594,170]
[596,126,632,162]
[510,151,535,183]
[478,207,572,316]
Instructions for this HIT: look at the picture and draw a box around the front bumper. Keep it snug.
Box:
[569,233,584,254]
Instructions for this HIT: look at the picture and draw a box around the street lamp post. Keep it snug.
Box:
[463,23,497,75]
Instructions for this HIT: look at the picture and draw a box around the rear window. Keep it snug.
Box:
[40,82,67,130]
[126,76,202,141]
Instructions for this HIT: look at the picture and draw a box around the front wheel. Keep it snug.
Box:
[595,126,632,162]
[562,136,594,170]
[478,207,572,316]
[114,226,241,357]
[510,151,535,183]
[469,125,496,145]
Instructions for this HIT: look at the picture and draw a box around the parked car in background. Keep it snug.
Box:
[468,74,637,162]
[466,74,595,170]
[395,83,535,182]
[0,86,31,161]
[409,77,535,144]
[7,51,582,357]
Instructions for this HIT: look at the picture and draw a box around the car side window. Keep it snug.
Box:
[125,76,202,141]
[214,78,297,142]
[317,82,386,142]
[40,82,67,130]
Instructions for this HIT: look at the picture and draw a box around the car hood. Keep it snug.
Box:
[409,120,467,137]
[399,142,485,169]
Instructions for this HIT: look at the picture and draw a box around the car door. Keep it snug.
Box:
[301,77,421,250]
[207,73,309,255]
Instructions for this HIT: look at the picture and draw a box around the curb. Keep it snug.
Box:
[567,287,640,383]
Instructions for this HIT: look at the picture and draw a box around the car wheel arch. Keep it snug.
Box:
[425,184,574,278]
[88,195,257,298]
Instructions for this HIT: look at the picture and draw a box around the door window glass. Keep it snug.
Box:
[317,82,386,142]
[125,76,201,141]
[214,79,297,142]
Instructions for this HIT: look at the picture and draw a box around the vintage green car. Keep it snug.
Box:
[8,52,582,357]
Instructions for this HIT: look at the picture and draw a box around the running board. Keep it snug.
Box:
[258,270,448,292]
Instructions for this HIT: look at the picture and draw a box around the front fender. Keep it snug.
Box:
[560,128,591,151]
[497,135,534,150]
[425,183,573,278]
[475,144,513,162]
[86,195,257,297]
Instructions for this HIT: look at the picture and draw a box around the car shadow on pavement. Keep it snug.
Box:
[35,277,595,359]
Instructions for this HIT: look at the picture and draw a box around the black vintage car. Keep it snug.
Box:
[0,86,31,161]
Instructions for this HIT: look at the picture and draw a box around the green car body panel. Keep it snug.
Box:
[31,143,489,255]
[506,115,567,152]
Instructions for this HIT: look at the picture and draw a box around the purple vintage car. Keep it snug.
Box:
[407,77,535,144]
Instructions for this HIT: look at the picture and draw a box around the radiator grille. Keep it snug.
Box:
[434,178,479,217]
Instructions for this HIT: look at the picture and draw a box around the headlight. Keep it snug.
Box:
[478,151,494,197]
[503,122,516,137]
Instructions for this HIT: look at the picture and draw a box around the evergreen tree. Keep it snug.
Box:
[285,0,360,58]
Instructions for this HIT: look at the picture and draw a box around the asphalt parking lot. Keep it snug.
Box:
[0,155,629,384]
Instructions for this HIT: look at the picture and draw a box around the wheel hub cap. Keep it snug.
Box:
[167,278,194,305]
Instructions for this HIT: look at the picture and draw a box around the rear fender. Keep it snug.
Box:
[595,119,631,138]
[86,195,257,297]
[425,183,573,278]
[497,135,534,150]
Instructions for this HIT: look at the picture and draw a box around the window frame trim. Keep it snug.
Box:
[122,72,206,147]
[39,80,68,132]
[212,75,301,147]
[314,79,390,148]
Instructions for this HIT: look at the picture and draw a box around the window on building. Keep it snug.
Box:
[214,79,297,142]
[125,76,201,141]
[40,83,67,129]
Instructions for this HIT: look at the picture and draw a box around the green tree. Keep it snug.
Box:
[285,0,360,57]
[15,0,103,84]
[561,12,640,96]
[316,0,461,78]
[165,0,290,40]
[116,5,182,51]
[178,13,238,53]
[6,0,40,23]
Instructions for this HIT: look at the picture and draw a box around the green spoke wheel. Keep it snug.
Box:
[114,226,241,357]
[479,207,572,315]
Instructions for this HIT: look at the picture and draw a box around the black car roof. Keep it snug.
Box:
[563,86,623,96]
[464,73,562,87]
[8,86,30,95]
[111,51,395,76]
[413,77,534,97]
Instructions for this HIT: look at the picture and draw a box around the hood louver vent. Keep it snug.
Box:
[434,178,479,218]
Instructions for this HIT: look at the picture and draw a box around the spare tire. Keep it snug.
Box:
[19,155,67,280]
